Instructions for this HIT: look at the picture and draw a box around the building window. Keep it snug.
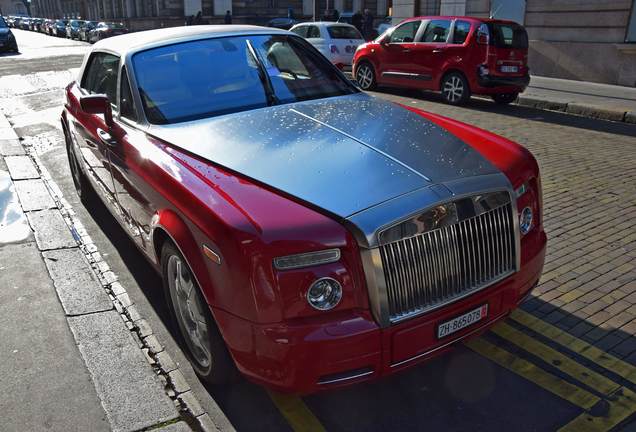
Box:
[627,0,636,42]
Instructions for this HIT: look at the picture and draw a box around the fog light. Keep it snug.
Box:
[307,278,342,311]
[520,206,533,235]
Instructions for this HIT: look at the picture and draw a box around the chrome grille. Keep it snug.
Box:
[379,202,516,323]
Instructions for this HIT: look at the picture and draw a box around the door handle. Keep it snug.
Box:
[432,49,445,53]
[402,48,411,53]
[97,128,117,147]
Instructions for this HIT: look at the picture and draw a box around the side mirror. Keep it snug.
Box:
[379,35,390,46]
[80,94,113,127]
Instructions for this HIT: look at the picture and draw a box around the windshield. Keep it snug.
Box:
[327,25,363,40]
[488,23,528,49]
[133,35,357,124]
[108,23,125,28]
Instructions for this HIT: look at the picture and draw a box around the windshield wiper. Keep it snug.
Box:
[245,39,279,107]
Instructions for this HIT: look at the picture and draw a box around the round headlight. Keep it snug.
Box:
[520,206,533,235]
[306,277,342,311]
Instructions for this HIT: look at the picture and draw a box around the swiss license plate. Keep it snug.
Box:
[437,304,488,339]
[501,65,518,73]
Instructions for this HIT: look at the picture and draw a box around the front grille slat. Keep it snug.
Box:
[380,202,517,323]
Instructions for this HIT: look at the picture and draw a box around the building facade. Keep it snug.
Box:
[0,0,29,15]
[31,0,390,30]
[391,0,636,86]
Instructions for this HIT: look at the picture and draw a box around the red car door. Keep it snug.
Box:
[409,19,453,89]
[67,52,120,209]
[375,20,423,87]
[106,67,157,253]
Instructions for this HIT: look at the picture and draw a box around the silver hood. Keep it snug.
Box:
[149,93,510,246]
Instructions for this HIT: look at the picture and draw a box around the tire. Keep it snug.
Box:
[491,93,519,105]
[161,242,236,385]
[355,61,377,91]
[441,72,471,105]
[64,121,94,204]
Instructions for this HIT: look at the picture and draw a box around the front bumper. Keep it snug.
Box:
[216,229,547,394]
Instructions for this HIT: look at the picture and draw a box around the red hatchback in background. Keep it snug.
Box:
[353,16,530,105]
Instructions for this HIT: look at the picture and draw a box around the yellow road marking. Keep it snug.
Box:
[465,337,600,410]
[559,387,636,432]
[511,309,636,385]
[491,321,621,396]
[267,390,326,432]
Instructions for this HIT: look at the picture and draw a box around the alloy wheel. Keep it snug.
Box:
[356,64,375,90]
[442,75,464,103]
[167,255,212,370]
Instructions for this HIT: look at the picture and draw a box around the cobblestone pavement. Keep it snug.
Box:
[2,28,636,432]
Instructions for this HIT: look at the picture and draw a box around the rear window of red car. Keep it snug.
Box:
[488,23,528,49]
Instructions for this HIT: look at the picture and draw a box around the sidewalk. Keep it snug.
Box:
[519,75,636,123]
[0,113,216,431]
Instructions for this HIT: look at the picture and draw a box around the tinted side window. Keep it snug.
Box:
[422,19,451,43]
[389,21,421,43]
[291,26,307,38]
[119,67,137,121]
[81,52,120,107]
[452,20,471,44]
[307,26,321,38]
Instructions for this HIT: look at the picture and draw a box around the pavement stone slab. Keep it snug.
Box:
[14,178,56,211]
[0,139,26,156]
[154,421,194,432]
[0,126,18,140]
[5,155,39,179]
[0,242,110,432]
[67,310,179,432]
[26,209,76,250]
[42,248,113,316]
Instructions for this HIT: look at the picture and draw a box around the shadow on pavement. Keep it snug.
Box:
[375,87,636,138]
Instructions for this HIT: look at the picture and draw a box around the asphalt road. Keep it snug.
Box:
[3,28,636,432]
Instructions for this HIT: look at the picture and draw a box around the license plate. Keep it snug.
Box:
[437,304,488,339]
[501,65,518,73]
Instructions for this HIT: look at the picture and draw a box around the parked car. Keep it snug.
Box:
[0,16,18,53]
[19,17,31,30]
[290,22,365,69]
[62,25,545,394]
[266,17,298,30]
[42,19,55,34]
[78,20,98,41]
[52,19,68,37]
[87,22,128,43]
[353,16,530,105]
[66,19,85,39]
[29,18,43,31]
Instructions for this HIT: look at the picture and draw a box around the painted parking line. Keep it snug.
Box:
[511,309,636,385]
[267,390,326,432]
[465,337,601,410]
[478,312,636,431]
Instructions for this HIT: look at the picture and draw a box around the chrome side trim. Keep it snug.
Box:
[390,311,508,368]
[381,71,432,81]
[317,369,375,385]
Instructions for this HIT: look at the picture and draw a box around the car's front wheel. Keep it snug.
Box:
[492,93,519,105]
[441,72,471,105]
[356,61,377,90]
[64,123,94,204]
[161,242,236,385]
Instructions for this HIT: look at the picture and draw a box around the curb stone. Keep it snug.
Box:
[517,95,633,124]
[0,111,231,432]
